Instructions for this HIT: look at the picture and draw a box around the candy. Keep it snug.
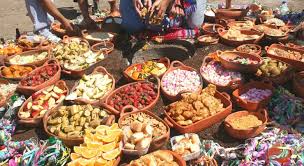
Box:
[201,61,243,86]
[162,69,201,96]
[239,88,272,102]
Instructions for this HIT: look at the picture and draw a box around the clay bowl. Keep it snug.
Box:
[227,21,255,30]
[224,109,268,139]
[202,24,224,35]
[105,76,160,116]
[286,43,304,51]
[200,56,243,92]
[161,61,203,102]
[17,35,50,51]
[43,103,116,147]
[217,50,263,73]
[5,49,50,67]
[164,91,232,134]
[50,22,66,37]
[265,44,304,71]
[91,41,115,55]
[118,106,170,152]
[253,24,289,40]
[17,59,61,96]
[127,150,186,166]
[66,66,115,106]
[266,145,292,164]
[256,57,294,85]
[0,64,36,81]
[197,35,219,46]
[17,80,68,127]
[204,10,216,23]
[82,29,115,45]
[236,44,262,56]
[232,80,274,111]
[258,14,275,22]
[123,57,170,82]
[293,71,304,98]
[214,8,249,20]
[217,28,264,47]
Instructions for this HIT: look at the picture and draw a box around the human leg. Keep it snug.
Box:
[120,0,145,33]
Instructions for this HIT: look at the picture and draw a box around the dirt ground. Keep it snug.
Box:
[0,0,303,39]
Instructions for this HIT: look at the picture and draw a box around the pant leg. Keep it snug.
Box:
[120,0,145,33]
[25,0,51,32]
[186,0,206,28]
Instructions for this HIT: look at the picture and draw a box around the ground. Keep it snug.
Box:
[0,0,303,39]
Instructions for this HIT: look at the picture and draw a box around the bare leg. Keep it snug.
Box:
[108,0,120,17]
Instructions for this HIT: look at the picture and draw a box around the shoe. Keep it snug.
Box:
[38,28,61,43]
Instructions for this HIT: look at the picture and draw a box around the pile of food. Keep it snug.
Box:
[122,121,153,152]
[0,43,22,56]
[129,150,179,166]
[239,88,272,102]
[120,112,167,139]
[237,44,260,54]
[222,29,260,41]
[256,58,289,77]
[201,61,243,86]
[229,114,263,130]
[8,51,48,65]
[18,35,46,49]
[167,84,224,126]
[19,84,67,118]
[107,82,158,111]
[255,25,285,36]
[126,60,167,80]
[265,18,285,27]
[198,35,218,43]
[1,65,34,78]
[66,73,113,101]
[20,64,59,86]
[0,82,17,96]
[162,69,201,96]
[171,133,201,159]
[68,124,122,166]
[47,104,110,138]
[222,54,259,65]
[268,48,304,62]
[229,21,254,30]
[53,39,105,70]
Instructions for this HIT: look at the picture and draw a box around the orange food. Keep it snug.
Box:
[1,65,34,78]
[0,44,22,56]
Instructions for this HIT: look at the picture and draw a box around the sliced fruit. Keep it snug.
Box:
[99,142,117,152]
[81,148,99,159]
[76,158,90,166]
[71,153,82,160]
[94,158,107,166]
[96,134,117,143]
[87,141,103,149]
[101,148,120,161]
[74,146,85,154]
[106,129,122,136]
[110,123,119,130]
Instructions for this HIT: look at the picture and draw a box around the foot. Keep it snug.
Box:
[109,10,121,17]
[38,28,61,43]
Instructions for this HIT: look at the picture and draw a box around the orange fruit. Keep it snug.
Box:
[101,148,121,161]
[71,153,82,161]
[81,148,99,159]
[76,158,90,166]
[99,142,117,152]
[96,125,110,135]
[74,146,85,154]
[94,158,107,166]
[106,129,122,136]
[105,160,115,166]
[110,123,119,130]
[87,141,103,149]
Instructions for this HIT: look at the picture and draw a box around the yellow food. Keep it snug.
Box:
[230,114,262,130]
[126,60,167,80]
[129,150,179,166]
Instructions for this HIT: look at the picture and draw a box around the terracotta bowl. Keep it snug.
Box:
[266,145,292,164]
[197,35,219,46]
[217,50,263,73]
[293,71,304,98]
[224,109,268,139]
[67,66,115,106]
[218,28,264,47]
[265,44,304,71]
[17,80,68,127]
[253,24,289,40]
[118,106,170,151]
[161,61,203,102]
[5,49,50,67]
[0,64,36,81]
[232,80,274,111]
[105,76,160,116]
[91,41,114,55]
[164,91,232,134]
[17,35,50,51]
[214,8,249,20]
[123,57,170,82]
[82,29,115,45]
[286,43,304,51]
[200,56,243,92]
[236,44,262,56]
[50,22,66,37]
[17,59,61,96]
[227,21,255,30]
[202,24,224,35]
[43,103,115,147]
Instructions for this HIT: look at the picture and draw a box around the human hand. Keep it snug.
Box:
[62,19,74,33]
[150,0,171,18]
[170,0,184,16]
[144,0,152,10]
[133,0,144,15]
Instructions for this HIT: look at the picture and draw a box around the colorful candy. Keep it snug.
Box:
[162,69,201,96]
[239,88,272,102]
[201,61,243,86]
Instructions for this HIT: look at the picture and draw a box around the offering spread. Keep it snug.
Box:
[229,114,262,130]
[47,104,110,138]
[19,84,67,118]
[239,88,272,102]
[167,84,224,126]
[256,58,289,77]
[53,39,105,70]
[125,60,167,80]
[68,124,122,166]
[108,82,158,111]
[129,150,179,166]
[66,73,113,101]
[1,65,34,78]
[8,51,48,65]
[162,69,201,96]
